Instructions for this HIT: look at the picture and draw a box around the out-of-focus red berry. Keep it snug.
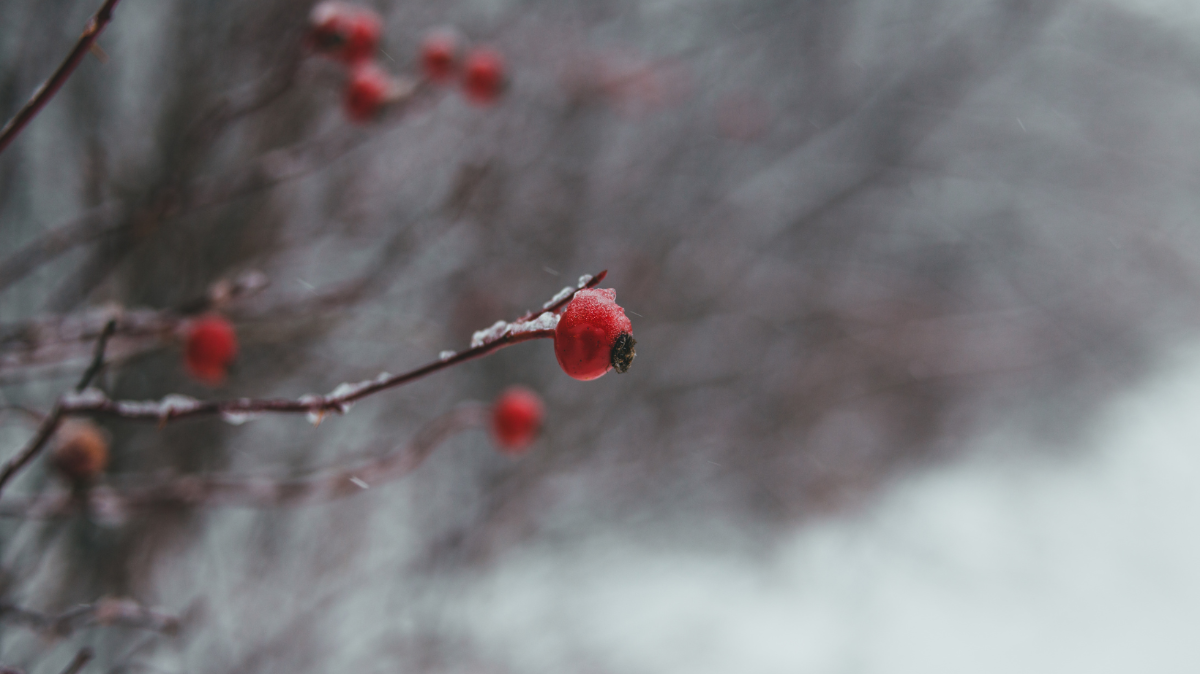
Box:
[461,47,507,106]
[553,288,635,381]
[344,63,392,123]
[307,2,381,65]
[420,28,461,84]
[185,314,238,385]
[491,386,545,454]
[51,421,109,482]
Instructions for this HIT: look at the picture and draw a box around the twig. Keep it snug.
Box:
[0,405,486,517]
[0,599,179,637]
[59,272,605,425]
[0,203,123,294]
[0,407,64,495]
[58,649,92,674]
[0,0,122,156]
[76,319,117,392]
[0,315,122,495]
[1,271,269,381]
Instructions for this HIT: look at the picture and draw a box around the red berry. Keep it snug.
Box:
[50,421,109,482]
[185,315,238,385]
[344,63,392,123]
[461,47,507,106]
[491,386,545,454]
[307,2,380,65]
[420,28,461,84]
[553,288,636,381]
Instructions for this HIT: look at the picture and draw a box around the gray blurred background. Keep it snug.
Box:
[3,0,1200,671]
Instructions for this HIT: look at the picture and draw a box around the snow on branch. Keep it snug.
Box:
[59,270,605,425]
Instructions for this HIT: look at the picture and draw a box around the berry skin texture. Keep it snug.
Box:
[185,314,238,385]
[491,386,545,454]
[461,47,507,106]
[50,421,109,482]
[554,288,636,381]
[344,63,392,123]
[420,28,461,84]
[307,2,381,65]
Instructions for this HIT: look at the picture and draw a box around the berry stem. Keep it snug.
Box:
[0,0,122,156]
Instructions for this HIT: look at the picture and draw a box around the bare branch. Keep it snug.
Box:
[0,404,486,517]
[76,319,117,392]
[0,406,63,496]
[0,313,124,495]
[58,649,92,674]
[0,0,122,156]
[0,599,179,637]
[0,203,123,294]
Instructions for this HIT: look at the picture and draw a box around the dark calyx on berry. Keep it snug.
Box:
[611,332,636,374]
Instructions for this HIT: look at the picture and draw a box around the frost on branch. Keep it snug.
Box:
[115,394,201,420]
[325,371,392,413]
[221,409,263,426]
[540,274,595,311]
[543,286,575,310]
[471,320,511,348]
[469,312,559,349]
[512,311,559,335]
[62,387,108,408]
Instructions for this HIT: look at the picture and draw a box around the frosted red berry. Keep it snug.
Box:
[491,386,545,454]
[51,421,109,482]
[461,47,507,106]
[420,28,461,84]
[185,314,238,385]
[307,2,381,65]
[344,63,392,123]
[554,288,636,381]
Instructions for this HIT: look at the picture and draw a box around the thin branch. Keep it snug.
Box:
[0,313,123,494]
[0,203,123,294]
[76,319,117,392]
[0,406,63,495]
[59,272,605,425]
[0,0,122,156]
[58,649,92,674]
[0,599,179,637]
[1,271,269,381]
[0,404,486,517]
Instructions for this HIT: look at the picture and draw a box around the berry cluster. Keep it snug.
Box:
[306,3,509,123]
[419,29,508,106]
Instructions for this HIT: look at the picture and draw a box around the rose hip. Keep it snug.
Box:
[491,386,545,454]
[553,288,635,381]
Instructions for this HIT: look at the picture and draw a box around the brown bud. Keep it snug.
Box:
[50,421,109,482]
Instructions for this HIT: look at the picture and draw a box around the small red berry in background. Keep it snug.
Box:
[491,386,545,454]
[185,314,238,385]
[307,2,381,65]
[554,288,636,381]
[420,28,461,84]
[461,47,507,106]
[50,421,109,482]
[344,63,392,123]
